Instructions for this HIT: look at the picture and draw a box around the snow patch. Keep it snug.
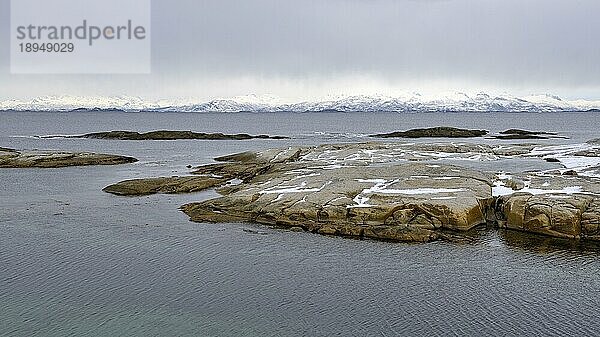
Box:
[376,188,465,195]
[260,181,332,194]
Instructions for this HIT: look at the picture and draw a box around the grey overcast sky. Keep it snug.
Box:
[1,0,600,100]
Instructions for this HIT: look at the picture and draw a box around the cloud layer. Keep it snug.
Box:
[1,0,599,100]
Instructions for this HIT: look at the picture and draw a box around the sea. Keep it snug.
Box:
[1,111,600,336]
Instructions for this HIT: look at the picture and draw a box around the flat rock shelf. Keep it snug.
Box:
[104,141,600,243]
[0,147,137,168]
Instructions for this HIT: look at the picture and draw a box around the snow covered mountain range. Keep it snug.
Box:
[1,92,599,113]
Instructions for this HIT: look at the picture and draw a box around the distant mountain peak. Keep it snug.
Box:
[1,92,599,113]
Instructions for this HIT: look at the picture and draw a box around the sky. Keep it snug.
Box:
[1,0,600,101]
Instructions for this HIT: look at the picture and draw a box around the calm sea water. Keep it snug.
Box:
[1,111,600,336]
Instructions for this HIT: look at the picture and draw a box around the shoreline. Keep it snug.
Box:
[3,126,599,244]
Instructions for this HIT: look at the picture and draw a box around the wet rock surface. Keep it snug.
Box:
[0,147,137,168]
[64,130,289,140]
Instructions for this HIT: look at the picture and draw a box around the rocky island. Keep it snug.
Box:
[491,129,568,140]
[104,139,600,243]
[369,126,488,138]
[0,147,138,168]
[103,175,228,196]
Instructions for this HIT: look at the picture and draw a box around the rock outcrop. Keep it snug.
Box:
[496,194,597,239]
[492,129,567,140]
[176,144,496,242]
[102,140,600,243]
[181,163,494,242]
[103,176,228,196]
[369,127,488,139]
[0,148,137,168]
[494,175,600,240]
[102,149,302,196]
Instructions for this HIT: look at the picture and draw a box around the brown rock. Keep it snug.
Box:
[181,161,493,243]
[103,176,227,196]
[0,148,137,168]
[498,194,595,239]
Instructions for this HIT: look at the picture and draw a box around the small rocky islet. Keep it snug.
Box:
[369,126,489,138]
[368,126,567,140]
[492,129,568,140]
[103,133,600,243]
[0,147,137,168]
[102,175,228,196]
